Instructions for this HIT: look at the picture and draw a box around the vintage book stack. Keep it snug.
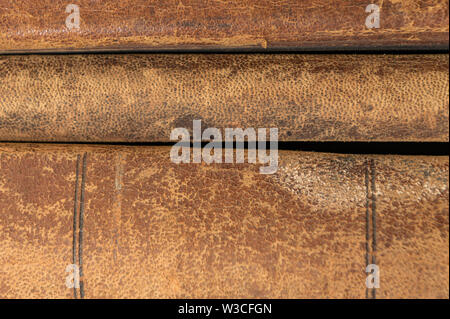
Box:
[0,1,448,299]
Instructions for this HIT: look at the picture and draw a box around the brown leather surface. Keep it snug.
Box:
[0,143,448,298]
[0,54,448,142]
[0,0,448,53]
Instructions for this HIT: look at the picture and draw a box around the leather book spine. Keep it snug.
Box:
[0,144,448,298]
[0,0,448,53]
[0,54,448,142]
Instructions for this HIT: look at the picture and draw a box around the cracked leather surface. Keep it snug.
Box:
[0,0,448,53]
[0,144,448,298]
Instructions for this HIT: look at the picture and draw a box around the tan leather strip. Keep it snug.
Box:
[0,0,448,53]
[0,54,448,142]
[0,144,447,298]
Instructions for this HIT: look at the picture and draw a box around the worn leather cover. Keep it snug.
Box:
[0,0,448,53]
[0,143,448,298]
[0,54,448,142]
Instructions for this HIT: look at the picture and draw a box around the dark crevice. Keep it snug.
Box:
[1,47,448,56]
[0,141,448,156]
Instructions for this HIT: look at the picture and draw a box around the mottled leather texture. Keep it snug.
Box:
[0,0,448,53]
[0,54,448,142]
[0,144,448,299]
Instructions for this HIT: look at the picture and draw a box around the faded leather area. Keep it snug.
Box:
[0,144,448,298]
[0,54,448,142]
[0,0,448,52]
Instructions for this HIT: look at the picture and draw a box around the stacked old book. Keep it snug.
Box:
[0,0,448,299]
